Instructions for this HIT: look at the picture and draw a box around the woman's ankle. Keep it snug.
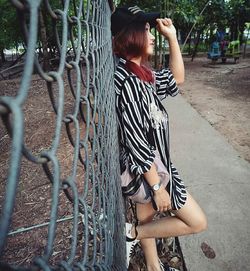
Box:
[132,224,139,239]
[131,222,139,239]
[126,223,138,240]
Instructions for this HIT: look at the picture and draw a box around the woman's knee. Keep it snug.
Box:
[174,193,208,234]
[191,214,208,234]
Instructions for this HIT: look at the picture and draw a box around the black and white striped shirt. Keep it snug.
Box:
[115,58,179,175]
[115,58,187,210]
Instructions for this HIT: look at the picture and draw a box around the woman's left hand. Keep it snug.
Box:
[156,18,176,40]
[153,186,172,213]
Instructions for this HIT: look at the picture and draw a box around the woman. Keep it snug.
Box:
[111,6,207,271]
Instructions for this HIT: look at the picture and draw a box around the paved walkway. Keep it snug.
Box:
[163,95,250,271]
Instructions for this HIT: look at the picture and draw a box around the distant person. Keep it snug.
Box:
[111,6,207,270]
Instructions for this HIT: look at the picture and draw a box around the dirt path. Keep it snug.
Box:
[181,56,250,163]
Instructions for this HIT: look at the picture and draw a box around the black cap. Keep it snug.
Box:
[111,6,160,36]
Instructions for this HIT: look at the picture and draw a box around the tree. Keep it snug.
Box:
[117,0,159,12]
[0,0,22,63]
[227,0,250,42]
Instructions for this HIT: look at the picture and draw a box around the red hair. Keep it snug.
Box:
[113,22,154,83]
[125,60,154,83]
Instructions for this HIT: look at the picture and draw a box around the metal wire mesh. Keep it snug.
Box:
[0,0,126,270]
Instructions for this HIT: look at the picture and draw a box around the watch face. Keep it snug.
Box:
[153,183,160,191]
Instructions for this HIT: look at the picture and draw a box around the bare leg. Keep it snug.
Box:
[136,202,161,271]
[135,192,207,240]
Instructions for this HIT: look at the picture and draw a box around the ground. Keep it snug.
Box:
[130,55,250,270]
[0,55,249,269]
[181,56,250,163]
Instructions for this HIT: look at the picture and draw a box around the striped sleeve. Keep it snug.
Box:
[121,77,155,175]
[154,68,179,100]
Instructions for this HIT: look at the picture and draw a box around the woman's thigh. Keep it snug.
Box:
[171,192,207,231]
[136,202,157,223]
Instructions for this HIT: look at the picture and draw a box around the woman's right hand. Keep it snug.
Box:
[156,18,177,41]
[153,186,172,212]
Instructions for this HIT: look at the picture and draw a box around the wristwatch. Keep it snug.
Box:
[151,180,162,192]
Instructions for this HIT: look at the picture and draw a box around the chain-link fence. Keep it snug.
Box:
[0,0,126,270]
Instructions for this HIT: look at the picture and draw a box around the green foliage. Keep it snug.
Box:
[0,0,88,55]
[181,42,209,53]
[1,0,250,55]
[226,0,250,40]
[117,0,160,12]
[118,0,250,47]
[0,0,22,51]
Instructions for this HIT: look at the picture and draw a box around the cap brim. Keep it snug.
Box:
[136,12,160,28]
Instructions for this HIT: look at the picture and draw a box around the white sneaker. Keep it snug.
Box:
[125,223,139,267]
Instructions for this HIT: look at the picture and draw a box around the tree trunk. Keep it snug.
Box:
[10,50,26,67]
[158,2,163,69]
[209,27,214,43]
[1,48,6,63]
[243,28,250,58]
[188,34,192,55]
[108,0,115,11]
[159,32,163,69]
[191,29,202,61]
[201,31,204,44]
[154,28,158,69]
[39,8,50,71]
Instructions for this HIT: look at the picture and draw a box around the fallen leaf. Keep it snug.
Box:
[201,242,216,259]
